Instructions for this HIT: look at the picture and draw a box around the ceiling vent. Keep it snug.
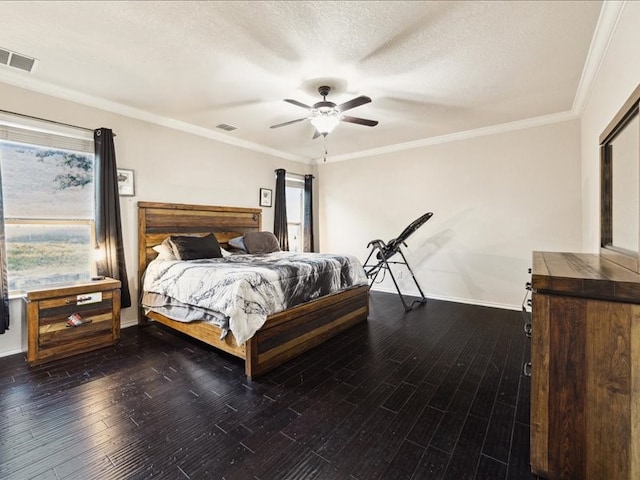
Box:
[216,123,237,132]
[0,47,38,73]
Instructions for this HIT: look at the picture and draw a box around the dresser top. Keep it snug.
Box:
[532,251,640,302]
[23,277,121,301]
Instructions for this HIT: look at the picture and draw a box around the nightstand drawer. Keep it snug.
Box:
[24,278,121,365]
[38,290,111,310]
[38,309,114,350]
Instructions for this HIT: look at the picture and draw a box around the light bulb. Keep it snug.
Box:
[310,113,340,135]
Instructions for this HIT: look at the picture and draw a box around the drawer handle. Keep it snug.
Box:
[523,362,531,377]
[521,305,531,331]
[66,295,99,305]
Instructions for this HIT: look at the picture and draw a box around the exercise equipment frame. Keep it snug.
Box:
[363,212,433,312]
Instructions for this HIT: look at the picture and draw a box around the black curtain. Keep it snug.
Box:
[94,128,132,308]
[0,163,8,334]
[303,174,314,252]
[273,168,289,251]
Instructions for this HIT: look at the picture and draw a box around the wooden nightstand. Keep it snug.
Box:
[24,278,121,365]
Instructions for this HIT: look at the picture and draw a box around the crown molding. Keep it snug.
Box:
[572,1,626,115]
[320,110,579,163]
[322,1,624,164]
[0,70,309,164]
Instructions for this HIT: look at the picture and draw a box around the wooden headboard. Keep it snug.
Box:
[138,201,262,285]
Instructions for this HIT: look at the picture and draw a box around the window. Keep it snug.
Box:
[0,114,95,292]
[285,174,305,252]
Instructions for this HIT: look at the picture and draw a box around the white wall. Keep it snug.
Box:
[581,1,640,251]
[318,120,583,309]
[0,83,314,356]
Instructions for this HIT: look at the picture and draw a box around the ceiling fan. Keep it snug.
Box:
[270,85,379,138]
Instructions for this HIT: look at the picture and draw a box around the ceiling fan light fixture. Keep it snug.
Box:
[310,113,340,135]
[270,84,377,138]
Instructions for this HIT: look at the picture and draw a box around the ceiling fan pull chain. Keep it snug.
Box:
[324,135,328,162]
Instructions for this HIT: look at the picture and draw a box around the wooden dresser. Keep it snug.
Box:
[530,251,640,480]
[24,278,121,365]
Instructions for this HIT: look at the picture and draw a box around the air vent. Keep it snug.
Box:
[0,47,38,73]
[216,123,237,132]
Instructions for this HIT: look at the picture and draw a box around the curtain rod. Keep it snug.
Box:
[274,169,315,179]
[0,109,116,136]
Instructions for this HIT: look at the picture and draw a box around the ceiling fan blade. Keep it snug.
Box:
[284,98,312,110]
[270,117,308,129]
[337,95,372,112]
[341,116,379,127]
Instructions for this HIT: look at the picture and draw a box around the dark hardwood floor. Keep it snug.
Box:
[0,291,540,480]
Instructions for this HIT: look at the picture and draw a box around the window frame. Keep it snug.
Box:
[285,174,305,253]
[0,112,96,294]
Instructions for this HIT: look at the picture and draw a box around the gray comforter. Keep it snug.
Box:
[142,251,368,344]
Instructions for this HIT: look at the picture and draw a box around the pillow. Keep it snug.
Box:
[242,231,281,254]
[228,236,247,252]
[152,241,176,261]
[168,233,222,260]
[221,247,232,258]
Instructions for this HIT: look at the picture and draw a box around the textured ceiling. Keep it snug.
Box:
[0,1,604,163]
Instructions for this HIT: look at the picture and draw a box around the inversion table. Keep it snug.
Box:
[363,212,433,311]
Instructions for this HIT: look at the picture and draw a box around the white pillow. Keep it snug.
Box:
[152,242,176,261]
[228,236,247,252]
[221,248,232,258]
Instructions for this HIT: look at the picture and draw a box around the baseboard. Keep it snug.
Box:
[369,285,521,311]
[0,347,24,358]
[121,318,138,329]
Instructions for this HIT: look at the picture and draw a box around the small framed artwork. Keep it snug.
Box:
[117,169,135,196]
[259,188,272,207]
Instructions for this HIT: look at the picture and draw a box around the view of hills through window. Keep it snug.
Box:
[0,141,95,290]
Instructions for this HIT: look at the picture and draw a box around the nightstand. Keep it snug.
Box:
[24,278,121,365]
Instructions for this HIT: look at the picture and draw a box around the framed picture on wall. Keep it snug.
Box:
[259,188,272,207]
[117,169,135,196]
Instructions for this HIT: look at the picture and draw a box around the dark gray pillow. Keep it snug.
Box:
[169,234,222,260]
[243,231,281,254]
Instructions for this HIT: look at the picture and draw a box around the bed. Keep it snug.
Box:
[138,201,369,379]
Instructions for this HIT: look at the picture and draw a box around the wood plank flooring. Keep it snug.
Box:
[0,291,540,480]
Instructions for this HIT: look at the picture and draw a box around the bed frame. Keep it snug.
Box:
[138,201,369,379]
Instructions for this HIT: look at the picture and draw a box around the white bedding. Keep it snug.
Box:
[141,251,368,344]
